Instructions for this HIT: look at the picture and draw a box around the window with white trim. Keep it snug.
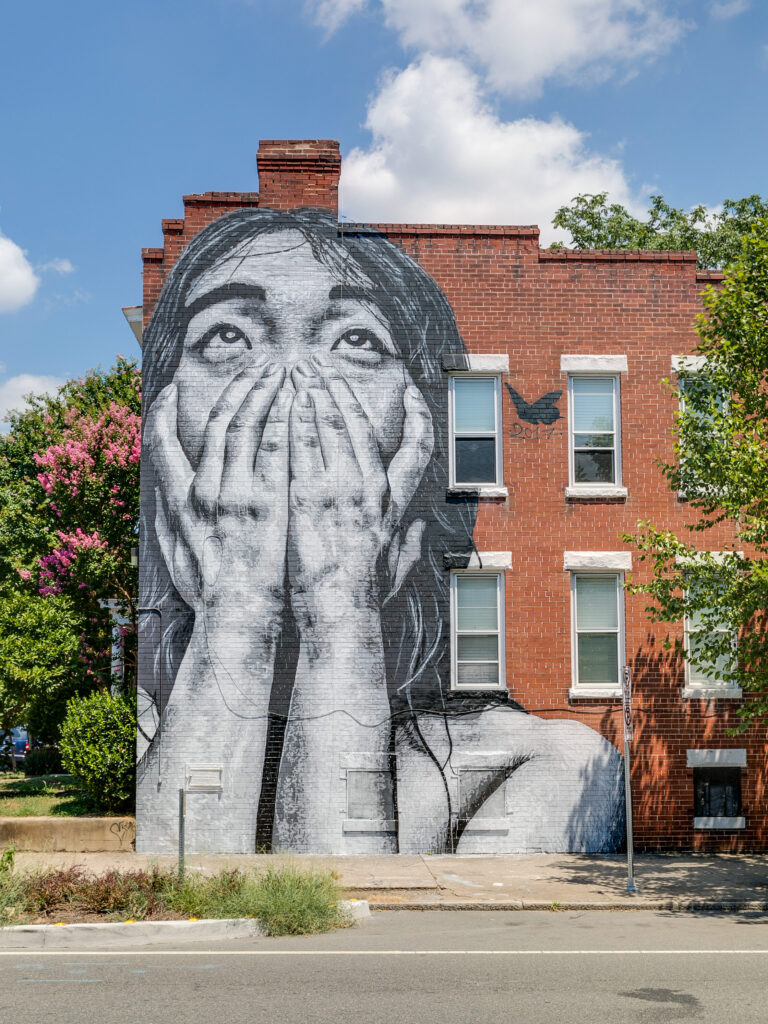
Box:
[450,572,505,690]
[567,375,622,488]
[571,573,624,691]
[449,376,503,487]
[684,592,738,694]
[675,365,727,500]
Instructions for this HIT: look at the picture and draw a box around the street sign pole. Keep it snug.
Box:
[622,665,637,894]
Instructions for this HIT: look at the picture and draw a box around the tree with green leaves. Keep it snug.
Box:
[626,219,768,728]
[0,357,140,742]
[551,192,768,269]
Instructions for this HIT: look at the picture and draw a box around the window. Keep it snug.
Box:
[449,376,502,487]
[458,769,506,822]
[694,767,741,817]
[346,770,394,821]
[676,369,727,500]
[568,375,621,488]
[680,564,740,697]
[571,573,623,692]
[684,604,736,692]
[450,572,505,690]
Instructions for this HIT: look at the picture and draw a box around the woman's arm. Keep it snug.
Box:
[274,359,433,853]
[137,370,291,854]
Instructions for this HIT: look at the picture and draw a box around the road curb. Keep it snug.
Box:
[0,899,370,949]
[369,899,768,913]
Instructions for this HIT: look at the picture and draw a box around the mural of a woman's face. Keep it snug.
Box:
[172,229,410,466]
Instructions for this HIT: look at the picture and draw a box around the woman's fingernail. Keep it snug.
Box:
[310,352,330,368]
[264,362,282,376]
[294,359,313,377]
[277,388,294,412]
[296,389,312,408]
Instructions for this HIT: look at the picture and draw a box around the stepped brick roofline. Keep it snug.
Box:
[139,139,721,326]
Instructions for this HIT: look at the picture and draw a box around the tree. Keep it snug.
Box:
[551,192,768,269]
[0,357,140,740]
[626,219,768,728]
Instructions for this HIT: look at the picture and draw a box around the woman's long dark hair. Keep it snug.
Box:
[138,207,520,761]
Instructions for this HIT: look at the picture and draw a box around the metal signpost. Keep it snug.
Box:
[622,665,637,893]
[178,788,186,881]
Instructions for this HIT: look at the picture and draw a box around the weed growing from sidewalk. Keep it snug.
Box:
[0,862,351,936]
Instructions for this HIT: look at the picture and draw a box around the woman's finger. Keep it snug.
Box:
[252,386,292,506]
[307,384,360,485]
[144,384,194,512]
[310,353,387,493]
[218,364,286,509]
[289,389,325,482]
[384,385,434,532]
[191,358,270,515]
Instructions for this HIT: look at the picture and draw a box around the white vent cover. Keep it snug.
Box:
[185,764,224,793]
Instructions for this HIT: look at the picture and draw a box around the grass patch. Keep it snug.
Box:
[0,861,351,936]
[0,774,96,817]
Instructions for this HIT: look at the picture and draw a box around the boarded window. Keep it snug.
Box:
[346,770,394,820]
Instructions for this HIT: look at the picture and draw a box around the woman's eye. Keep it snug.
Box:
[191,323,251,363]
[331,328,386,355]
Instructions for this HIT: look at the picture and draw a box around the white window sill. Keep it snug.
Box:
[682,687,743,700]
[342,819,397,833]
[448,485,508,499]
[569,687,622,700]
[687,749,746,768]
[693,816,745,830]
[460,818,509,834]
[561,354,628,373]
[566,486,628,500]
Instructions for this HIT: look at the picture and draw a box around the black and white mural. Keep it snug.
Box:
[137,208,624,854]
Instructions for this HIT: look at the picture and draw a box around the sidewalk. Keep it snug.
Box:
[10,851,768,911]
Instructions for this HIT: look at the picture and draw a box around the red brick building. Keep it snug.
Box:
[133,139,761,854]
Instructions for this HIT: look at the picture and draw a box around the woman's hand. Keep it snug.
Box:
[144,360,291,631]
[286,354,433,629]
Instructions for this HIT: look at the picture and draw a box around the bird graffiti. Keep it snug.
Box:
[505,384,563,425]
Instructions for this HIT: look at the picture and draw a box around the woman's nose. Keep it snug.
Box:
[290,358,323,390]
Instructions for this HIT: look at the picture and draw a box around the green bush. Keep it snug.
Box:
[59,691,135,813]
[22,746,63,776]
[2,864,349,934]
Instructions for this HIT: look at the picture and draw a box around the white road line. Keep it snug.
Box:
[2,949,768,957]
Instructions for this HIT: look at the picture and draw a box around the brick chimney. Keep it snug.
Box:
[256,139,341,213]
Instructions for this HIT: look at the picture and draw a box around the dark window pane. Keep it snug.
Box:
[694,767,741,817]
[455,437,497,483]
[574,449,615,483]
[577,633,619,684]
[573,433,614,449]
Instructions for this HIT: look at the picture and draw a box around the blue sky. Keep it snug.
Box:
[0,0,766,422]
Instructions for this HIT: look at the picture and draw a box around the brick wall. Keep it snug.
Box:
[137,140,761,854]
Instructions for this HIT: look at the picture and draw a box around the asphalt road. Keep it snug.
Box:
[4,909,768,1023]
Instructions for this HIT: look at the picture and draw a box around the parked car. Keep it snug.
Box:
[0,728,30,767]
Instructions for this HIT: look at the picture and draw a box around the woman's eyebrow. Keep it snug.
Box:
[327,285,373,303]
[184,283,267,323]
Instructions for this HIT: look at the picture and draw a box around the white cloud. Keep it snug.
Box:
[309,0,367,35]
[311,0,689,96]
[0,373,64,430]
[0,233,40,313]
[709,0,749,18]
[37,257,76,275]
[340,57,642,241]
